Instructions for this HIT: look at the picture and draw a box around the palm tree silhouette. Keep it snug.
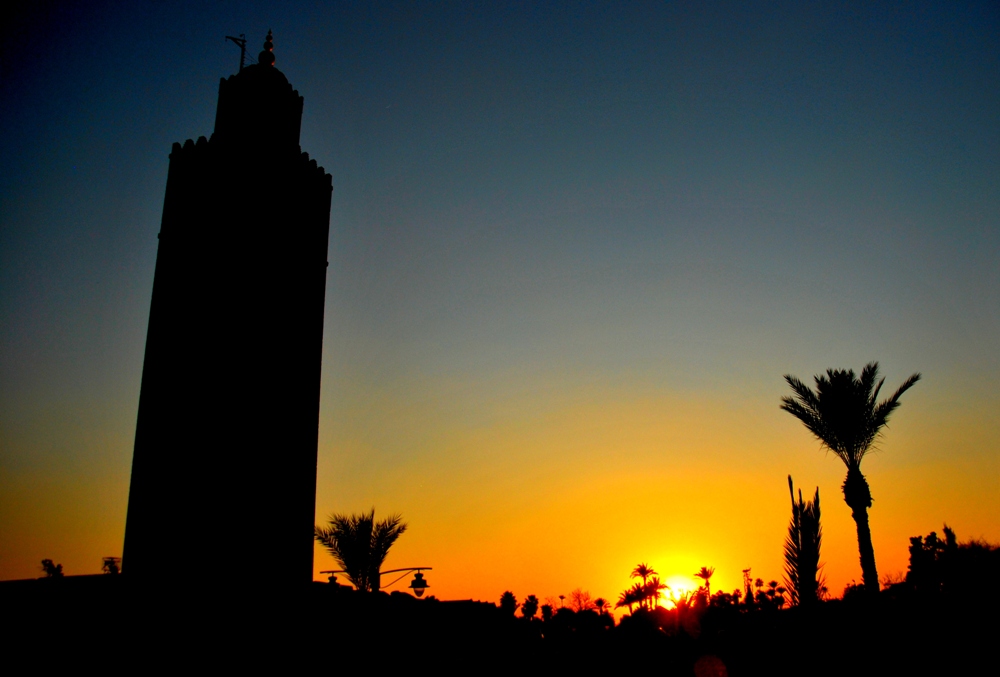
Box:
[694,566,715,600]
[314,509,407,592]
[784,475,824,607]
[632,562,656,585]
[616,584,644,614]
[522,594,539,619]
[781,362,920,593]
[499,590,519,615]
[631,563,657,610]
[644,576,668,609]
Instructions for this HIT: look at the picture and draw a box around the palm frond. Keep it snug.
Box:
[631,562,656,581]
[784,476,823,606]
[781,363,920,467]
[314,508,406,592]
[869,373,921,435]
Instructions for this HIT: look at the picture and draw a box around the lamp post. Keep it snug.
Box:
[319,567,433,597]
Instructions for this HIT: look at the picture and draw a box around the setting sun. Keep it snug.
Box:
[664,575,700,607]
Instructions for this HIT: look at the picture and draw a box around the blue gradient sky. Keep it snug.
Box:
[2,1,998,601]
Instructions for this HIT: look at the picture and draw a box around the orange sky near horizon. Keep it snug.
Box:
[308,374,999,606]
[3,366,997,606]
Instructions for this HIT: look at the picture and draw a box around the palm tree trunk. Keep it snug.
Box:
[851,505,879,593]
[843,466,879,594]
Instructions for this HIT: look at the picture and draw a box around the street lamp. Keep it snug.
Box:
[408,571,429,597]
[319,566,433,597]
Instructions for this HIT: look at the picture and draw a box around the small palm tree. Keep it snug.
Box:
[694,566,715,600]
[765,580,780,607]
[499,590,519,616]
[631,563,657,609]
[781,362,920,592]
[632,562,656,585]
[522,594,539,619]
[643,576,668,609]
[616,584,644,614]
[314,509,407,592]
[784,475,824,607]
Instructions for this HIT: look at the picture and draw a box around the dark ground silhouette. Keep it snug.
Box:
[4,552,996,675]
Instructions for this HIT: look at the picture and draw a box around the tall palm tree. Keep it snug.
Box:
[694,566,715,600]
[314,509,407,592]
[781,362,920,593]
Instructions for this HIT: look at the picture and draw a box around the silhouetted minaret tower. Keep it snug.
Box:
[123,32,332,587]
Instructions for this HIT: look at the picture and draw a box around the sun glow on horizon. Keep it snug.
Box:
[647,574,702,609]
[665,575,699,600]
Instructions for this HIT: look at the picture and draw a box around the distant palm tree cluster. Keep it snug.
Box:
[612,562,789,617]
[614,563,667,613]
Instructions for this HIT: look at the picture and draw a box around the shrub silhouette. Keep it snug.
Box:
[40,559,63,578]
[569,588,595,612]
[907,524,1000,600]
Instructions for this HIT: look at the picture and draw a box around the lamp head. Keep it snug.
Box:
[409,571,429,597]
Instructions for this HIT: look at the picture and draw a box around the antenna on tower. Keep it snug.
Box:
[225,33,248,72]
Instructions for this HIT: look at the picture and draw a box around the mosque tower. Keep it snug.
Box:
[123,32,332,587]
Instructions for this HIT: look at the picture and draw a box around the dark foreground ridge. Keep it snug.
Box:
[3,576,995,674]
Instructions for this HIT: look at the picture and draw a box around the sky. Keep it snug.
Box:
[1,1,998,606]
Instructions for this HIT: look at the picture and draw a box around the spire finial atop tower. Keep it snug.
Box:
[258,29,275,67]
